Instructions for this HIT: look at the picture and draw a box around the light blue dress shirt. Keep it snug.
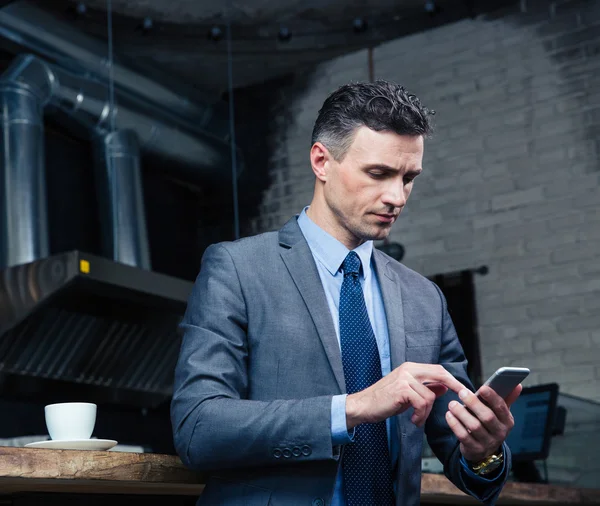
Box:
[297,208,502,505]
[297,209,396,506]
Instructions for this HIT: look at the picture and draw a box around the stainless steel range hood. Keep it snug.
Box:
[0,53,196,405]
[0,251,192,407]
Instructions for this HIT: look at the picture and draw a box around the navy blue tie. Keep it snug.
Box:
[339,251,394,506]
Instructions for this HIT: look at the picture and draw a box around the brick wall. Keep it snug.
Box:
[250,0,600,402]
[245,0,600,487]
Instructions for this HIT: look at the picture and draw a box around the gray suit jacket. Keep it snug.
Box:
[171,216,510,506]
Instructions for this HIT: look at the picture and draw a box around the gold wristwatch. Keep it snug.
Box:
[470,450,504,476]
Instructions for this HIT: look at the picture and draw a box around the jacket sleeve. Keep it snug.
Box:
[425,282,511,505]
[170,243,336,471]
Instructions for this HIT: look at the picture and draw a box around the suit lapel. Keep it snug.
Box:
[372,250,406,369]
[373,250,407,463]
[279,218,346,393]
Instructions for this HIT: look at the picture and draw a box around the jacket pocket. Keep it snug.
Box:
[405,329,441,363]
[405,328,441,347]
[197,476,272,506]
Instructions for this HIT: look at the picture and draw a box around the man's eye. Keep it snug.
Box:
[403,177,415,184]
[369,172,385,178]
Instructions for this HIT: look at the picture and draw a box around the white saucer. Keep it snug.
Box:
[25,439,118,451]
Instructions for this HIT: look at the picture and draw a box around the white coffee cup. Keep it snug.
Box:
[45,402,97,441]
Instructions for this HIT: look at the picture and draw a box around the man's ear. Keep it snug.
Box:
[310,142,331,182]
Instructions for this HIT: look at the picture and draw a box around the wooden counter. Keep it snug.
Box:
[420,473,600,504]
[0,447,599,504]
[0,447,204,496]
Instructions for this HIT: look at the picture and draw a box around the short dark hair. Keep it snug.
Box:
[311,80,434,161]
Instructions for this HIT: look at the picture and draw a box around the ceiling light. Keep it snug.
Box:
[352,17,368,33]
[278,26,292,42]
[142,17,153,32]
[208,26,223,42]
[425,0,440,15]
[75,2,86,15]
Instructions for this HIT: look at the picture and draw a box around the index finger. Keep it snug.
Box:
[410,364,467,395]
[505,384,523,408]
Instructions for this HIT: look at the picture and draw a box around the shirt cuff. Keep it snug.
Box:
[459,450,506,483]
[331,394,355,446]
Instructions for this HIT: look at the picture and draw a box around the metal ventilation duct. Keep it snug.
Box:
[0,54,157,269]
[0,0,218,118]
[93,130,151,270]
[0,61,51,269]
[0,0,238,176]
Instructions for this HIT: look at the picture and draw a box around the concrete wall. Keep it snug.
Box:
[249,0,600,402]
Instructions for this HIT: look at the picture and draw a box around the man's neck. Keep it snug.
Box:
[305,202,363,250]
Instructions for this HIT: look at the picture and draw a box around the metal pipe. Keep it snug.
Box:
[0,1,239,179]
[0,0,244,269]
[0,0,219,129]
[94,130,151,269]
[0,63,52,269]
[0,54,155,269]
[46,57,234,178]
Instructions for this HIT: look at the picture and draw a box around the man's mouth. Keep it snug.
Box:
[373,213,398,224]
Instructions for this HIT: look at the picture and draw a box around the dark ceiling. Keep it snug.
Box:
[66,0,426,24]
[31,0,513,96]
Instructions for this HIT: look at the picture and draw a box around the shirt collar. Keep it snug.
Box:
[297,206,374,279]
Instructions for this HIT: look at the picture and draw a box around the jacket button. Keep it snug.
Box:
[273,448,282,459]
[302,445,312,456]
[292,446,301,457]
[282,448,292,458]
[312,499,324,506]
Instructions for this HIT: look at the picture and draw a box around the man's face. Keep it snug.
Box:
[319,126,424,245]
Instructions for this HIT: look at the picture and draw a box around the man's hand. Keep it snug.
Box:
[345,362,466,430]
[445,384,522,463]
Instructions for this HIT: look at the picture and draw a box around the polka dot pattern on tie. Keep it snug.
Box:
[339,251,395,506]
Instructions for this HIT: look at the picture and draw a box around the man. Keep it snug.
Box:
[171,80,521,506]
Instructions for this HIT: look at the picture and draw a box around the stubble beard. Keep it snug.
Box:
[347,216,393,243]
[327,198,393,244]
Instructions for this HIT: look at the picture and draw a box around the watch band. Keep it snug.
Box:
[470,449,504,476]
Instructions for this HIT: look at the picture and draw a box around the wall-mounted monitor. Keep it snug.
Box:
[506,383,559,461]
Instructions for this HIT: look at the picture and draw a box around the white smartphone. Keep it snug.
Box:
[478,366,530,399]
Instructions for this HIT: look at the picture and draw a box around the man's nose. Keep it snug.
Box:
[382,187,406,208]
